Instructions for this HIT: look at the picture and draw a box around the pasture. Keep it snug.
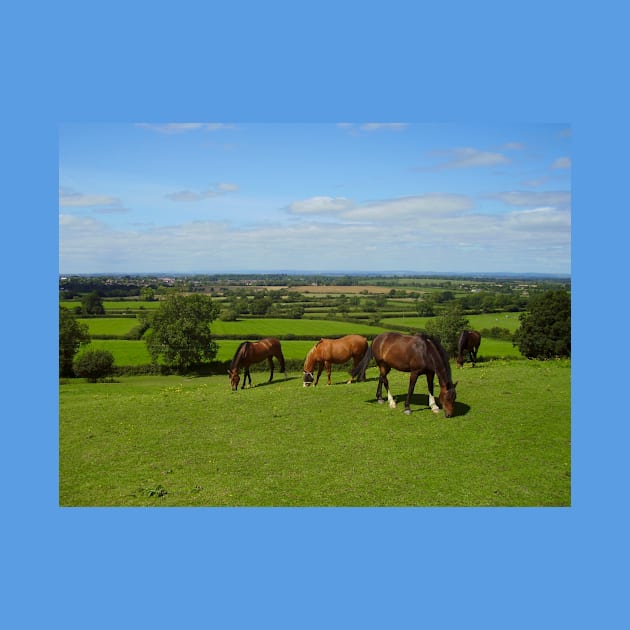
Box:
[59,359,571,507]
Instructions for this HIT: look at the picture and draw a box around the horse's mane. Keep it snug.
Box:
[303,344,320,370]
[416,333,453,385]
[229,341,250,370]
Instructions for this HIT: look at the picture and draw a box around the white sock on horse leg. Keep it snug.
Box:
[387,390,396,408]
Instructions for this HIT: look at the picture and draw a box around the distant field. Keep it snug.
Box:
[86,340,152,365]
[78,318,139,336]
[61,300,160,311]
[211,318,389,337]
[86,339,327,366]
[290,285,392,294]
[381,311,522,333]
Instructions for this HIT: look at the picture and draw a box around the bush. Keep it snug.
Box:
[73,349,115,382]
[513,290,570,358]
[59,306,90,377]
[425,303,469,355]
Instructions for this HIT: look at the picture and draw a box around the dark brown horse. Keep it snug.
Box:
[352,332,458,416]
[303,335,369,386]
[228,337,286,390]
[457,330,481,368]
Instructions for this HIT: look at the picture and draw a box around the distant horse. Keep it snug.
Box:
[352,332,458,417]
[228,337,286,390]
[457,330,481,368]
[303,335,369,386]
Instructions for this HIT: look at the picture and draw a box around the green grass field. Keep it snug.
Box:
[381,311,521,333]
[211,318,389,337]
[78,318,140,336]
[61,300,161,311]
[59,359,571,507]
[79,313,521,368]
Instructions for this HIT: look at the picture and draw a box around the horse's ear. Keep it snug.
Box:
[453,381,458,388]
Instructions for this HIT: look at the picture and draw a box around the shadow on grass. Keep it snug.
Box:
[363,392,471,416]
[250,375,301,388]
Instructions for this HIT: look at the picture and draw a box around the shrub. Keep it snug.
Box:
[59,306,90,377]
[513,290,570,358]
[73,349,115,382]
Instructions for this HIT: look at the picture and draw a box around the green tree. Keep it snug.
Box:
[140,287,156,301]
[73,349,115,382]
[145,294,219,371]
[513,290,571,358]
[425,303,469,355]
[416,296,435,317]
[59,306,90,377]
[81,291,105,315]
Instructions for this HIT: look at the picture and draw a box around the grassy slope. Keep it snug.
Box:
[59,360,570,507]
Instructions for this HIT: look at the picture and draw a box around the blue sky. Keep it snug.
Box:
[59,122,571,275]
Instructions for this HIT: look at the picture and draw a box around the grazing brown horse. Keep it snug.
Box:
[302,335,369,386]
[228,337,286,390]
[457,330,481,368]
[352,332,458,417]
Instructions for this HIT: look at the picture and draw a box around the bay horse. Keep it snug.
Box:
[228,337,286,390]
[352,332,458,417]
[457,330,481,368]
[302,334,369,386]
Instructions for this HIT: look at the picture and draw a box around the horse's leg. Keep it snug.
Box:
[316,362,325,385]
[377,365,396,408]
[267,357,274,383]
[348,357,358,384]
[376,364,385,403]
[241,368,248,389]
[471,347,477,367]
[325,361,332,386]
[426,372,440,413]
[404,371,420,415]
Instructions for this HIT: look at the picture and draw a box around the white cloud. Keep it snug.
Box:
[341,194,472,222]
[491,191,571,209]
[217,182,239,192]
[431,147,511,169]
[551,157,571,169]
[336,122,409,134]
[60,201,570,274]
[59,188,121,208]
[287,194,472,222]
[165,183,239,202]
[287,196,355,215]
[136,123,237,134]
[360,123,408,132]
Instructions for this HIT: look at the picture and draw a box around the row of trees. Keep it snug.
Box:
[60,290,571,380]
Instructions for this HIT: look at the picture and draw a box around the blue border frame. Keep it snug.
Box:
[5,1,626,627]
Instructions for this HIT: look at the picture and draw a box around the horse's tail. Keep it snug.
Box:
[351,343,372,381]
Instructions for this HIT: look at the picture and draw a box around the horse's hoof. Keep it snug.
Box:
[377,398,385,404]
[404,409,411,415]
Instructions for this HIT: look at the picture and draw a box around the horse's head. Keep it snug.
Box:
[456,355,464,368]
[440,381,458,417]
[303,371,314,387]
[228,368,240,391]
